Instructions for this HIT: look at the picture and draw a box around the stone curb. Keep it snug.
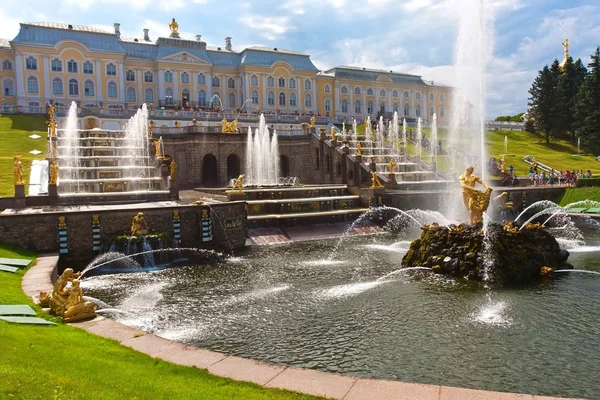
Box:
[22,256,584,400]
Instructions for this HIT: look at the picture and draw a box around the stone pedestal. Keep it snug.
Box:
[355,155,362,163]
[48,184,58,197]
[369,161,377,172]
[319,128,327,140]
[227,191,246,201]
[169,180,179,200]
[331,139,339,147]
[342,146,350,155]
[14,184,25,198]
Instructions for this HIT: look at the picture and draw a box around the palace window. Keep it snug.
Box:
[354,100,361,113]
[267,76,274,87]
[107,82,118,98]
[212,76,220,87]
[341,86,348,94]
[354,87,361,95]
[198,73,206,85]
[279,92,286,106]
[51,58,62,72]
[429,93,434,101]
[290,93,296,106]
[367,88,373,96]
[52,78,63,95]
[416,104,421,117]
[429,105,435,117]
[181,72,190,84]
[278,77,285,88]
[341,99,348,113]
[404,91,410,99]
[126,70,136,82]
[304,93,312,108]
[67,60,78,73]
[392,90,398,97]
[83,61,93,74]
[393,103,399,112]
[3,79,14,96]
[68,79,79,96]
[84,80,94,96]
[289,77,296,89]
[250,75,258,86]
[25,56,37,70]
[126,87,136,102]
[2,59,12,70]
[164,71,173,83]
[440,94,445,102]
[404,103,410,116]
[304,79,312,90]
[380,89,386,97]
[267,91,275,106]
[324,98,331,112]
[440,106,445,117]
[367,101,374,114]
[145,88,154,103]
[228,92,235,107]
[106,63,117,76]
[144,71,153,83]
[228,77,235,88]
[211,92,220,107]
[27,76,39,93]
[416,92,421,100]
[251,90,259,105]
[182,88,190,101]
[198,90,206,105]
[324,84,330,93]
[165,87,173,101]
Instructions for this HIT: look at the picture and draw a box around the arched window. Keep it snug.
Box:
[68,79,79,96]
[324,98,332,112]
[212,76,220,87]
[392,90,398,98]
[228,92,235,107]
[367,88,373,96]
[165,87,174,101]
[380,102,386,113]
[393,103,399,112]
[380,89,386,97]
[107,82,118,98]
[416,92,421,100]
[67,59,78,73]
[267,76,274,87]
[268,91,275,106]
[289,77,296,88]
[52,78,63,95]
[250,75,258,86]
[341,86,348,94]
[228,77,235,88]
[182,88,190,101]
[198,73,206,85]
[211,91,220,107]
[51,58,62,72]
[25,56,37,70]
[354,100,361,113]
[367,101,374,114]
[429,93,434,101]
[324,84,330,93]
[144,71,153,82]
[429,105,435,117]
[354,87,361,95]
[341,99,348,113]
[145,88,154,103]
[2,59,12,70]
[440,94,445,102]
[164,71,173,82]
[84,80,94,96]
[290,92,296,106]
[279,92,286,106]
[27,76,39,93]
[198,89,206,105]
[126,87,136,102]
[304,93,312,108]
[304,79,312,90]
[251,90,259,104]
[3,79,14,96]
[404,103,410,116]
[440,106,445,117]
[416,104,421,117]
[181,72,190,84]
[106,63,116,76]
[126,70,135,81]
[404,91,410,99]
[83,61,94,74]
[278,76,285,88]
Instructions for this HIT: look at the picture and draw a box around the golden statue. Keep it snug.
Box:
[39,268,96,322]
[173,210,180,221]
[459,166,492,224]
[357,142,362,156]
[174,121,180,128]
[13,156,23,185]
[221,118,239,133]
[48,104,55,122]
[58,216,66,228]
[130,212,149,236]
[49,159,59,185]
[62,279,96,323]
[147,122,153,138]
[154,139,161,158]
[47,120,58,137]
[503,221,519,234]
[169,159,177,181]
[331,126,337,142]
[388,159,397,174]
[559,38,569,71]
[370,171,383,189]
[310,116,315,128]
[232,174,245,192]
[169,18,180,38]
[92,214,100,226]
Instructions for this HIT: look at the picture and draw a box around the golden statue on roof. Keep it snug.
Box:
[169,18,180,38]
[559,38,569,72]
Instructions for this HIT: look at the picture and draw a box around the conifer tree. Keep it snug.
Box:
[528,64,558,143]
[574,47,600,152]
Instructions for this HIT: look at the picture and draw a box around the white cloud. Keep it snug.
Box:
[238,15,295,41]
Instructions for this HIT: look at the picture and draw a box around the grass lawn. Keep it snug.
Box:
[0,243,320,400]
[0,114,47,197]
[553,187,600,207]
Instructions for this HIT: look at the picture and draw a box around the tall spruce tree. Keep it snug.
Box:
[559,57,588,138]
[574,47,600,152]
[528,63,559,143]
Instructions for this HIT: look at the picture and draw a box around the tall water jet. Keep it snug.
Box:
[392,112,399,152]
[431,113,438,165]
[123,105,150,179]
[416,117,422,160]
[62,102,80,186]
[504,135,508,155]
[246,114,279,186]
[402,119,407,156]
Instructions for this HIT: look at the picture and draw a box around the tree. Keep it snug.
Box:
[575,47,600,153]
[528,63,560,143]
[558,57,588,138]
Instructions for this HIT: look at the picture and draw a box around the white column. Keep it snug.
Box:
[118,62,125,102]
[334,83,339,115]
[137,69,143,104]
[95,60,103,102]
[312,79,316,112]
[157,69,164,102]
[15,54,25,106]
[411,91,415,117]
[191,71,196,102]
[262,74,267,109]
[350,87,354,117]
[42,56,50,103]
[173,70,179,101]
[206,71,212,104]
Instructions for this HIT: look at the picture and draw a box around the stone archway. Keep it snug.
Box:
[227,153,241,181]
[201,154,218,187]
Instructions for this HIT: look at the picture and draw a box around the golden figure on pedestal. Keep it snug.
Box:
[13,156,23,185]
[370,171,383,189]
[459,166,493,224]
[169,159,177,181]
[154,139,161,158]
[357,142,362,156]
[310,116,315,128]
[49,159,59,184]
[388,159,397,174]
[39,268,96,323]
[221,118,239,133]
[147,122,153,138]
[331,126,337,142]
[232,174,245,192]
[130,212,149,236]
[169,18,180,38]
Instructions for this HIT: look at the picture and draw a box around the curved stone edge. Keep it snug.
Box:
[21,255,584,400]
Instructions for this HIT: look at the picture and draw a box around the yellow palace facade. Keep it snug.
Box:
[0,20,452,122]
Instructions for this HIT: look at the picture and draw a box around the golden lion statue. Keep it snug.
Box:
[221,118,239,134]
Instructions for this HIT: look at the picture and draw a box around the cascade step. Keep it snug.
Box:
[247,208,370,221]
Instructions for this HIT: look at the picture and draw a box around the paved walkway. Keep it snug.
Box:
[22,256,582,400]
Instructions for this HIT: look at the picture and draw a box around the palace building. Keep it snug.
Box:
[0,20,451,122]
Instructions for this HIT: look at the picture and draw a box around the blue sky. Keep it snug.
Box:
[1,0,599,118]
